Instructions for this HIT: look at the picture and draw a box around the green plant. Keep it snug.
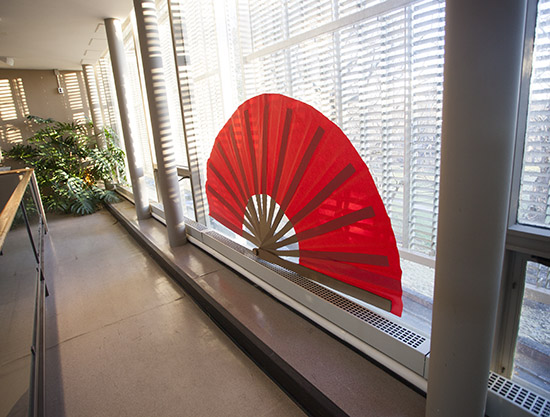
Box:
[4,115,126,215]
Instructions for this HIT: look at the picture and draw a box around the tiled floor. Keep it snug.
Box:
[44,210,306,417]
[107,200,427,417]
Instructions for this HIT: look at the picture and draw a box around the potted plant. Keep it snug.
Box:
[3,115,126,215]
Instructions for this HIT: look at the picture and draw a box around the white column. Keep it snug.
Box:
[133,0,187,246]
[426,1,527,416]
[104,18,150,220]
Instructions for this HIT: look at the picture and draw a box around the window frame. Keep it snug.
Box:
[492,0,550,396]
[170,0,444,332]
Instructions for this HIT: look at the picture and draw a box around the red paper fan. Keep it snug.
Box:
[206,94,403,316]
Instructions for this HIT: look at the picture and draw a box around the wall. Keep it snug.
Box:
[0,69,90,154]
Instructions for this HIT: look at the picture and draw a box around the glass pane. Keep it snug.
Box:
[179,177,196,219]
[400,258,435,336]
[97,56,123,138]
[518,0,550,229]
[288,0,332,37]
[338,0,386,18]
[513,260,550,394]
[171,0,445,330]
[171,0,225,224]
[123,21,159,202]
[157,0,190,168]
[96,57,131,188]
[339,8,408,246]
[248,0,285,51]
[289,33,337,121]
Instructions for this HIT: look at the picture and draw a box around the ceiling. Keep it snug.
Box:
[0,0,133,70]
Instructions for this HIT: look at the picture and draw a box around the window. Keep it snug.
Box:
[96,56,122,137]
[168,0,444,332]
[157,0,196,218]
[511,0,550,394]
[495,0,550,397]
[96,56,132,186]
[515,260,550,393]
[518,0,550,229]
[123,17,159,202]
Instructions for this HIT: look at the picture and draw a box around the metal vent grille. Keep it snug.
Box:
[204,230,427,350]
[488,372,550,417]
[185,217,209,232]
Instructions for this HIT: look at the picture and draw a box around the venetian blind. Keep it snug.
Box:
[157,0,190,168]
[169,0,445,257]
[242,0,445,257]
[123,20,159,202]
[96,56,122,138]
[96,56,132,185]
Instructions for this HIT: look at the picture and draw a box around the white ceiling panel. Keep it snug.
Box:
[0,0,133,70]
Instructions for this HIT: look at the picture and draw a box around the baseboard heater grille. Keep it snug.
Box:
[487,372,550,417]
[259,256,427,350]
[183,219,430,381]
[204,228,427,349]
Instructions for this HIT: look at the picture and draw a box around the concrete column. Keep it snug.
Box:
[82,64,106,147]
[426,1,527,417]
[104,18,150,220]
[133,0,187,246]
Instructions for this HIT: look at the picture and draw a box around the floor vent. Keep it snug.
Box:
[203,229,427,350]
[488,372,550,417]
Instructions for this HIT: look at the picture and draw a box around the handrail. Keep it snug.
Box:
[0,168,33,251]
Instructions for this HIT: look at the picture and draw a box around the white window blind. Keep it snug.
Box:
[519,0,550,229]
[157,0,190,168]
[339,8,408,247]
[123,19,159,202]
[96,56,132,185]
[241,0,445,257]
[408,0,444,255]
[287,0,333,37]
[248,0,285,51]
[338,0,386,18]
[177,0,224,189]
[96,56,122,138]
[289,34,337,121]
[169,0,444,260]
[167,0,444,331]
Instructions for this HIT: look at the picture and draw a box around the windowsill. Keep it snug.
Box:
[506,224,550,258]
